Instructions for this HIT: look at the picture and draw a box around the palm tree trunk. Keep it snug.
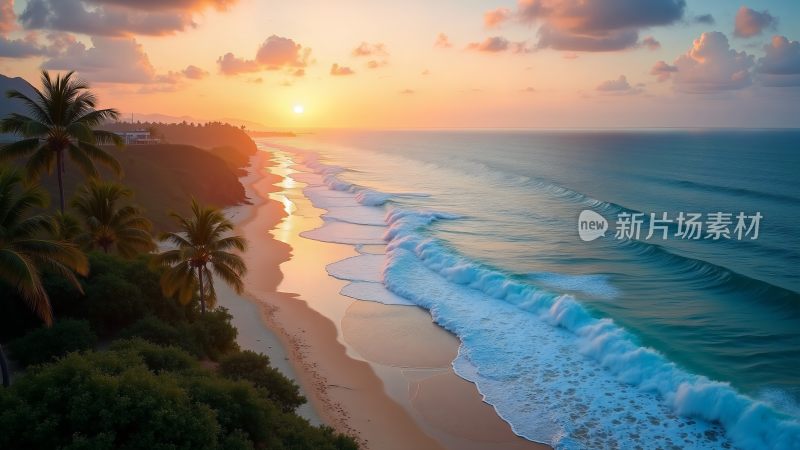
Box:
[198,266,206,315]
[56,149,65,213]
[0,343,10,387]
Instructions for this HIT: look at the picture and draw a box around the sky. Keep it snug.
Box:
[1,0,799,129]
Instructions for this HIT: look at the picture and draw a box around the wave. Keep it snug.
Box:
[382,208,800,449]
[292,147,800,449]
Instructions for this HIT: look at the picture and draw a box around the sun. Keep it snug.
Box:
[293,104,304,115]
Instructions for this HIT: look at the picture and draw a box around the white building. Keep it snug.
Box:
[114,130,160,145]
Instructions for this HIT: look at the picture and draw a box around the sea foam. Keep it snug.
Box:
[293,148,800,450]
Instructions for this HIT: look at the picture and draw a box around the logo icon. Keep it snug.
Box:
[578,210,608,241]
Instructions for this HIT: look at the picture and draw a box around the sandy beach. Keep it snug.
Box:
[217,146,548,450]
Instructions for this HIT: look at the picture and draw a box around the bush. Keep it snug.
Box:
[219,350,305,412]
[0,351,219,450]
[0,347,359,450]
[188,308,239,360]
[109,338,198,374]
[118,316,200,355]
[7,319,97,367]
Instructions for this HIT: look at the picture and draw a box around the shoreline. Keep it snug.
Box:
[220,145,548,449]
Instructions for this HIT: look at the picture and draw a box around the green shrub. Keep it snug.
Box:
[219,350,305,412]
[84,272,146,335]
[118,316,200,355]
[109,338,198,374]
[7,319,97,367]
[188,308,239,360]
[0,351,219,450]
[0,348,359,450]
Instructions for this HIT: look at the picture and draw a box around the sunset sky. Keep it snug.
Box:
[1,0,799,129]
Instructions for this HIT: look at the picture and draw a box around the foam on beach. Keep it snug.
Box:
[292,148,800,450]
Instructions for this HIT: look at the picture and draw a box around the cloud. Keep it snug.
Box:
[537,25,639,51]
[512,0,685,52]
[330,63,354,76]
[182,64,208,79]
[596,75,641,94]
[467,36,509,52]
[434,33,453,49]
[0,0,49,57]
[366,59,388,69]
[654,31,754,93]
[521,86,536,93]
[0,35,49,58]
[757,35,800,87]
[467,36,533,54]
[640,36,661,50]
[734,7,777,38]
[217,52,259,74]
[1,0,15,34]
[399,89,414,95]
[693,14,715,25]
[255,35,310,68]
[484,8,511,28]
[89,0,237,11]
[42,36,162,83]
[650,60,678,81]
[18,0,211,36]
[352,42,388,57]
[217,35,311,75]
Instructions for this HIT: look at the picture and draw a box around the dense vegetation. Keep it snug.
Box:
[0,254,356,449]
[103,121,258,156]
[0,71,357,449]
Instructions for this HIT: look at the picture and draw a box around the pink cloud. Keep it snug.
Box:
[484,8,511,28]
[654,32,754,93]
[734,6,777,38]
[330,63,354,76]
[352,42,388,57]
[434,33,453,49]
[217,35,311,75]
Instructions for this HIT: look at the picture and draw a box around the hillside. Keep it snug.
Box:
[103,121,258,156]
[30,143,247,232]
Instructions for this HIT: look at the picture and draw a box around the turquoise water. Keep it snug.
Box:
[268,130,800,449]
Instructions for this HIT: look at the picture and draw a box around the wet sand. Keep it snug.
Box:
[220,147,549,450]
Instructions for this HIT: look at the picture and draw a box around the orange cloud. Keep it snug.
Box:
[434,33,453,49]
[217,35,311,75]
[352,42,388,57]
[182,65,209,79]
[330,63,354,76]
[650,60,677,82]
[484,8,511,28]
[734,6,777,39]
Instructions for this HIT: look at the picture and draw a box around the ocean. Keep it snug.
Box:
[263,129,800,449]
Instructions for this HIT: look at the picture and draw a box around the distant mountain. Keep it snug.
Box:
[0,74,37,140]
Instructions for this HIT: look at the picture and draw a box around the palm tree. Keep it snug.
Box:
[48,211,82,242]
[0,167,89,386]
[71,180,155,257]
[152,200,247,315]
[0,70,124,212]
